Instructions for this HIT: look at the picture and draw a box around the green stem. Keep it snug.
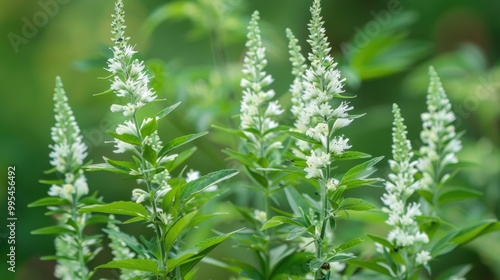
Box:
[132,113,167,277]
[70,194,90,280]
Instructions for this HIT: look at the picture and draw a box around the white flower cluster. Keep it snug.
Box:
[49,77,88,175]
[381,104,430,266]
[287,29,308,140]
[53,235,88,280]
[48,171,89,202]
[418,67,462,191]
[239,11,284,155]
[48,77,89,201]
[106,217,146,279]
[106,0,156,117]
[299,0,353,179]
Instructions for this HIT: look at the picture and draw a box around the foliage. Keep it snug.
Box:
[28,0,500,279]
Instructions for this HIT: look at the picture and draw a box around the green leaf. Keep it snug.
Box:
[223,148,257,167]
[341,178,384,189]
[123,216,146,224]
[366,234,394,250]
[246,166,268,188]
[332,151,371,161]
[261,216,304,231]
[157,102,181,120]
[108,130,141,146]
[38,179,64,185]
[80,201,148,218]
[28,197,68,208]
[328,185,347,206]
[327,253,356,262]
[309,258,323,271]
[346,259,392,277]
[417,189,434,204]
[140,117,158,138]
[334,238,363,253]
[142,144,157,165]
[284,188,311,216]
[451,220,500,246]
[180,169,238,202]
[269,251,312,278]
[31,225,74,235]
[86,215,110,225]
[104,157,137,171]
[179,230,240,277]
[165,211,198,253]
[212,125,248,139]
[264,125,291,135]
[342,156,383,181]
[166,248,200,271]
[287,131,321,145]
[286,226,313,240]
[159,131,208,158]
[438,187,482,205]
[97,259,159,273]
[40,255,75,261]
[84,163,130,174]
[163,146,197,171]
[338,198,376,212]
[431,231,458,257]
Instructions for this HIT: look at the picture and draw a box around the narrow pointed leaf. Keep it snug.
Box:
[97,259,159,273]
[261,216,304,231]
[288,131,321,145]
[80,201,148,218]
[28,197,68,208]
[338,198,376,212]
[164,211,198,253]
[159,131,208,158]
[108,130,141,146]
[157,102,181,120]
[142,144,157,165]
[180,169,238,202]
[438,187,482,205]
[31,226,74,235]
[140,117,158,138]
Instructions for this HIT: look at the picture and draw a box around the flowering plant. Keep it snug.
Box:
[30,0,499,279]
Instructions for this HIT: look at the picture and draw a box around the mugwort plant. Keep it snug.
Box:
[31,0,499,279]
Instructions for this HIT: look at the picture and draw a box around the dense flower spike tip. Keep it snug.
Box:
[106,0,156,118]
[287,28,311,153]
[49,76,88,175]
[418,66,462,192]
[300,0,353,179]
[239,10,283,158]
[380,104,430,275]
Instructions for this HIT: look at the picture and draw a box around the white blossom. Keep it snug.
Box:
[382,104,429,269]
[106,0,156,117]
[49,77,88,174]
[239,11,283,161]
[132,188,148,204]
[418,67,462,191]
[416,250,431,266]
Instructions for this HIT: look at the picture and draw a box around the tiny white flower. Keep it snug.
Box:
[329,136,351,154]
[416,250,431,265]
[332,118,353,131]
[326,178,339,191]
[186,169,200,182]
[132,188,148,204]
[253,209,267,223]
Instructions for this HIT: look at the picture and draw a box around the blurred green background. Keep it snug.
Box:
[1,0,499,279]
